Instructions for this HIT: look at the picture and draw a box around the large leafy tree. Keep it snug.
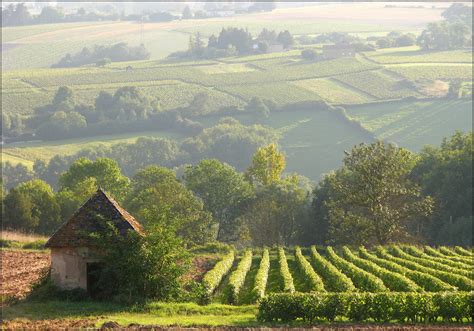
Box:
[59,157,129,201]
[325,141,433,245]
[411,131,473,244]
[3,188,38,232]
[12,179,62,234]
[184,159,254,242]
[124,166,215,245]
[246,143,285,186]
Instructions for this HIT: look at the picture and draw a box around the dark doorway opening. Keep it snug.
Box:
[86,262,103,297]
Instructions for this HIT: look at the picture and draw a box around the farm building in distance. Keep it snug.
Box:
[322,43,356,59]
[45,188,143,291]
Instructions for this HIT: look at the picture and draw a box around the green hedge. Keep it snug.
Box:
[404,246,472,271]
[310,246,355,292]
[202,250,235,296]
[327,247,387,292]
[227,250,253,304]
[257,292,473,323]
[342,246,420,292]
[294,247,325,292]
[253,248,270,301]
[278,247,295,293]
[359,247,454,292]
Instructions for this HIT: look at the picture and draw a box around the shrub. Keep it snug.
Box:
[294,246,325,292]
[257,292,473,323]
[253,248,270,301]
[342,246,420,292]
[310,246,355,292]
[202,250,235,295]
[326,247,387,292]
[227,250,253,304]
[278,247,295,293]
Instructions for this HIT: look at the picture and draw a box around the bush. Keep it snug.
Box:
[202,250,235,298]
[310,246,355,292]
[257,292,473,323]
[252,248,270,301]
[294,247,325,291]
[227,250,253,304]
[326,247,387,292]
[278,247,295,293]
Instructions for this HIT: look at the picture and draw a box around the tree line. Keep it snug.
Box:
[2,131,472,247]
[171,27,294,60]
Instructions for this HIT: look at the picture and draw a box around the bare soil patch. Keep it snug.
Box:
[0,250,50,300]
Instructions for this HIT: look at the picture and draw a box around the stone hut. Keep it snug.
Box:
[45,188,143,291]
[322,43,356,59]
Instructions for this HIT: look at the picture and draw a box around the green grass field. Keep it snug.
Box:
[346,98,473,151]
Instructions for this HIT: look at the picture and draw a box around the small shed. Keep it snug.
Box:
[45,188,143,291]
[322,44,356,59]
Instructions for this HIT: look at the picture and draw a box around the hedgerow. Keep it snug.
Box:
[358,247,454,292]
[202,250,235,296]
[402,246,472,273]
[278,247,295,293]
[390,246,472,277]
[377,247,473,291]
[252,248,270,301]
[227,249,253,304]
[455,246,474,257]
[342,246,420,292]
[257,292,473,323]
[326,247,387,292]
[310,246,355,292]
[294,247,325,292]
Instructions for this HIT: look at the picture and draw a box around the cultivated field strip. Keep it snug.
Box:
[201,246,473,305]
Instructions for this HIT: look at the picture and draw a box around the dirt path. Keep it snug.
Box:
[0,250,50,300]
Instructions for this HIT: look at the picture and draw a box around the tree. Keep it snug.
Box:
[3,188,38,232]
[242,181,310,246]
[301,49,317,60]
[277,30,294,49]
[16,179,62,234]
[59,157,130,201]
[411,131,473,244]
[182,5,192,19]
[56,177,98,221]
[89,209,190,302]
[184,159,255,242]
[325,141,433,245]
[245,96,270,118]
[36,6,64,23]
[124,166,215,244]
[246,144,286,186]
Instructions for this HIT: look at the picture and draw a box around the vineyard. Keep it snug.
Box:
[201,245,474,306]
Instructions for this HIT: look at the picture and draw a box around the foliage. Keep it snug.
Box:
[252,248,270,301]
[53,43,150,68]
[277,247,295,293]
[88,210,190,302]
[341,246,420,292]
[184,159,254,243]
[325,141,433,245]
[124,166,215,245]
[326,247,387,292]
[59,157,129,201]
[309,246,355,292]
[359,247,454,292]
[294,247,325,292]
[202,251,235,299]
[227,250,253,304]
[246,144,285,186]
[417,21,471,51]
[257,292,473,323]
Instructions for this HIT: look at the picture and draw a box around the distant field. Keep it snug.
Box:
[2,130,184,167]
[388,64,473,82]
[346,98,473,151]
[366,47,472,64]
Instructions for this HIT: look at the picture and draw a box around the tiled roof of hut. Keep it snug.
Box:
[45,188,144,248]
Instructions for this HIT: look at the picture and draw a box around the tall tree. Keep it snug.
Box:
[3,188,38,232]
[246,143,285,186]
[184,159,254,242]
[325,141,433,245]
[59,157,130,201]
